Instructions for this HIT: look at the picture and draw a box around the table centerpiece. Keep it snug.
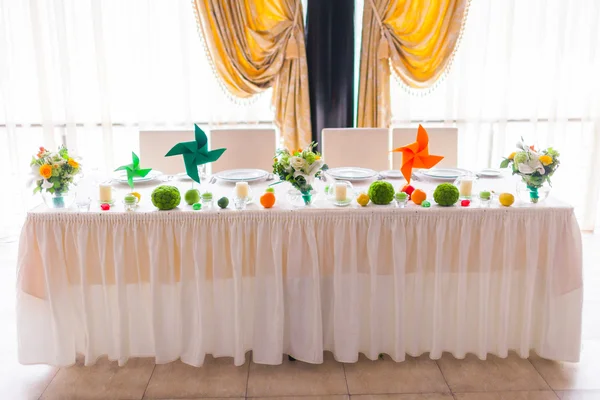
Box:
[30,146,82,209]
[272,142,327,206]
[500,139,560,203]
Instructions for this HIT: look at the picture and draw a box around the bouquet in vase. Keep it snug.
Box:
[272,142,327,204]
[30,146,81,196]
[500,139,560,203]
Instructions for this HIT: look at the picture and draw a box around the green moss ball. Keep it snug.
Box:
[151,185,181,210]
[367,181,395,205]
[433,183,459,206]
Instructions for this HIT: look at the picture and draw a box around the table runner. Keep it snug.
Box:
[16,176,583,366]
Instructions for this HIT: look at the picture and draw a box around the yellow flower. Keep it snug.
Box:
[539,155,553,166]
[508,152,516,160]
[39,164,52,179]
[68,158,79,168]
[315,155,321,160]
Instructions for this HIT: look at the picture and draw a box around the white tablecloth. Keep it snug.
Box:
[16,175,583,366]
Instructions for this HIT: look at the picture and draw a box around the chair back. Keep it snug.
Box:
[391,127,458,168]
[210,128,277,173]
[139,130,193,175]
[321,128,390,171]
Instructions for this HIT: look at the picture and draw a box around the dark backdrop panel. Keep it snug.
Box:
[305,0,355,148]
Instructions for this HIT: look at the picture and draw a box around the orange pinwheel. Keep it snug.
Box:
[392,125,444,183]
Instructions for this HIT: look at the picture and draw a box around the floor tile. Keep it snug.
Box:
[246,352,347,397]
[250,396,349,400]
[556,390,600,399]
[351,395,453,400]
[454,391,559,400]
[436,353,548,392]
[343,354,449,395]
[144,357,248,399]
[0,362,58,400]
[40,357,154,400]
[530,341,600,391]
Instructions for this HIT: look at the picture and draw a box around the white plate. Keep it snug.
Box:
[478,168,503,177]
[327,167,378,181]
[421,168,470,179]
[380,170,405,179]
[114,170,162,183]
[215,169,269,182]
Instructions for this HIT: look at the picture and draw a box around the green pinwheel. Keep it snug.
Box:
[165,124,226,184]
[115,152,152,189]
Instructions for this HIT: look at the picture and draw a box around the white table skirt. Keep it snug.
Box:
[17,187,583,366]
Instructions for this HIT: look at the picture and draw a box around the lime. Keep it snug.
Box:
[217,197,229,209]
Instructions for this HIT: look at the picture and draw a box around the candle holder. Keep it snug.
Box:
[123,194,138,212]
[395,192,409,208]
[201,192,214,209]
[75,196,91,212]
[98,182,115,205]
[233,196,248,210]
[326,180,354,207]
[454,175,477,200]
[479,190,492,207]
[232,185,253,209]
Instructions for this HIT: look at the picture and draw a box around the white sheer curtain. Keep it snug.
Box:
[0,0,275,238]
[390,0,600,230]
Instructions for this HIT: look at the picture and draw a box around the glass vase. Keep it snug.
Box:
[42,185,77,209]
[516,180,551,204]
[287,188,317,207]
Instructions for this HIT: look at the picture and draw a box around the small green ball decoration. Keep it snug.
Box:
[433,183,459,206]
[192,203,202,210]
[217,197,229,209]
[151,185,181,210]
[367,181,395,205]
[421,200,431,208]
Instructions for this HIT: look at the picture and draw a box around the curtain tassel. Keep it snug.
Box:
[377,35,389,59]
[285,34,299,59]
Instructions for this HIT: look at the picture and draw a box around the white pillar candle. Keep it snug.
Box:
[99,183,113,203]
[236,182,249,198]
[459,179,473,197]
[335,182,347,201]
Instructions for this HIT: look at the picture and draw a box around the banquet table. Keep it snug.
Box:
[16,173,583,367]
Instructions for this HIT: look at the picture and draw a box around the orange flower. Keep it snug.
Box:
[68,158,79,168]
[39,164,52,179]
[37,147,46,158]
[508,152,516,160]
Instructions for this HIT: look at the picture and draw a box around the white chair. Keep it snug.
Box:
[139,130,193,175]
[392,127,458,169]
[321,128,391,170]
[210,128,277,173]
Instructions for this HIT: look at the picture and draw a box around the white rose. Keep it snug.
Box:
[518,158,545,175]
[42,179,53,189]
[290,156,307,171]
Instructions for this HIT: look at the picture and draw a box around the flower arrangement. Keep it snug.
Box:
[30,146,81,195]
[500,139,560,203]
[272,142,327,203]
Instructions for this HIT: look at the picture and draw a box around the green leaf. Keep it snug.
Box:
[499,159,510,168]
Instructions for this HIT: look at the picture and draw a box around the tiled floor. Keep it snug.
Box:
[1,233,600,400]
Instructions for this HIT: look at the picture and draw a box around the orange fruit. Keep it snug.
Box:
[411,189,427,205]
[260,192,276,208]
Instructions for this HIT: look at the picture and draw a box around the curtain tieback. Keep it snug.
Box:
[367,0,390,59]
[285,0,302,59]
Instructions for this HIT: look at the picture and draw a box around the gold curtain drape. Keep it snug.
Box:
[192,0,311,150]
[357,0,468,128]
